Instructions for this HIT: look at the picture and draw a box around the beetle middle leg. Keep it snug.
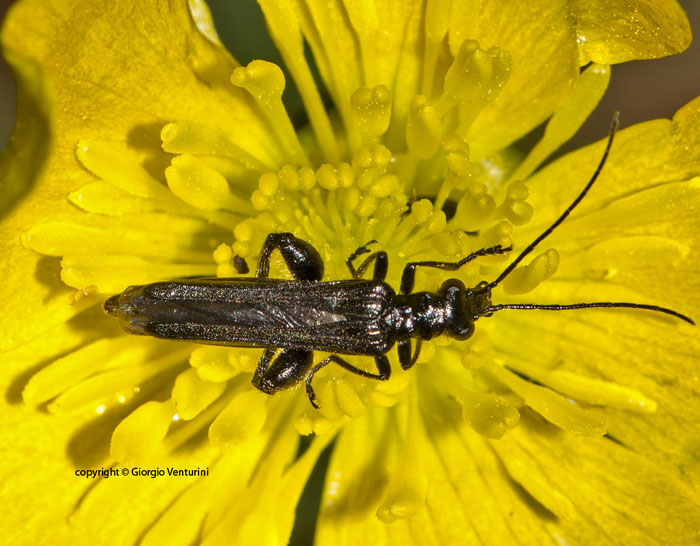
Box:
[305,354,391,409]
[346,240,388,281]
[400,244,513,294]
[397,339,422,370]
[256,232,324,281]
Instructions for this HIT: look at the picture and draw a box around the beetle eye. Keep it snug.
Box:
[439,278,466,294]
[451,322,474,341]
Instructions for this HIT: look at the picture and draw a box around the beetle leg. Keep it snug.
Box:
[252,348,314,395]
[397,339,422,370]
[400,244,513,294]
[346,240,377,266]
[252,349,276,393]
[305,354,391,409]
[353,252,388,281]
[256,232,324,281]
[346,241,388,281]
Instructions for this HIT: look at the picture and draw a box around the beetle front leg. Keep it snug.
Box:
[397,339,422,370]
[400,244,513,294]
[256,232,324,281]
[305,354,391,409]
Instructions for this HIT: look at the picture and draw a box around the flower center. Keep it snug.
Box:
[146,44,568,434]
[19,38,662,518]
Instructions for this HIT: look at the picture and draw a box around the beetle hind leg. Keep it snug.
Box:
[252,348,314,395]
[305,354,391,409]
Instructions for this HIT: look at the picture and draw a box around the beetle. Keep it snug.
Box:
[104,114,694,408]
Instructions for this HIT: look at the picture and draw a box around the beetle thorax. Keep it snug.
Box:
[391,291,449,340]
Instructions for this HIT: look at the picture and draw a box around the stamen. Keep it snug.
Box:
[166,154,255,214]
[439,40,511,128]
[443,135,474,182]
[313,377,345,421]
[461,330,491,369]
[231,60,310,166]
[433,355,519,438]
[295,412,336,436]
[213,243,237,277]
[232,215,277,259]
[409,200,447,234]
[343,3,379,85]
[161,121,272,172]
[485,363,607,436]
[317,163,355,190]
[67,285,98,305]
[461,391,520,439]
[433,134,474,210]
[333,377,367,418]
[505,357,658,413]
[476,221,514,263]
[352,144,392,174]
[496,180,534,226]
[365,366,411,408]
[350,85,393,145]
[421,0,451,96]
[256,0,341,163]
[450,182,497,231]
[406,95,442,159]
[502,249,559,295]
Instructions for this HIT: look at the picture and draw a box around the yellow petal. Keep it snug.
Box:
[110,400,174,465]
[453,1,579,157]
[572,0,692,64]
[510,63,610,181]
[0,0,276,351]
[22,337,156,406]
[208,390,268,449]
[494,423,700,543]
[172,368,228,420]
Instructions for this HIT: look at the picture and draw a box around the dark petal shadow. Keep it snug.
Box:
[126,121,173,184]
[0,53,51,220]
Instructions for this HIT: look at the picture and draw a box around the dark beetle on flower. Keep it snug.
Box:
[104,114,694,408]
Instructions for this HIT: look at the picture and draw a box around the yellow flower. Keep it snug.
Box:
[2,0,700,544]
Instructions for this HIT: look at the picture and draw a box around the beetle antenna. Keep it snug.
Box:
[486,111,620,291]
[483,302,695,325]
